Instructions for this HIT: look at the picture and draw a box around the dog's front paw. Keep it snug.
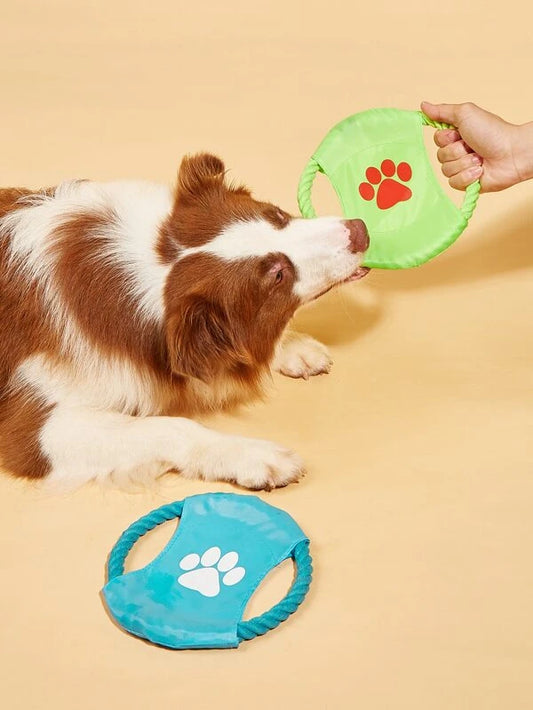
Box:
[273,333,332,380]
[223,437,305,491]
[181,431,305,490]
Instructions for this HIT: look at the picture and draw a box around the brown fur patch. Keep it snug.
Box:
[165,252,299,385]
[0,189,60,393]
[0,188,34,218]
[0,389,52,479]
[0,187,59,479]
[0,187,56,219]
[50,209,169,375]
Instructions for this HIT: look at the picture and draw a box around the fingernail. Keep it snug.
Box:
[471,154,482,165]
[470,165,483,177]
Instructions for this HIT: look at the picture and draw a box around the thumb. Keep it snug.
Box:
[421,101,461,126]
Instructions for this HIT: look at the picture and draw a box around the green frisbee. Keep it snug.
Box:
[298,108,480,269]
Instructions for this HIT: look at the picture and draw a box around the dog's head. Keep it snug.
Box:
[162,153,369,382]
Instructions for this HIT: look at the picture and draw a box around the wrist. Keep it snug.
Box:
[511,121,533,184]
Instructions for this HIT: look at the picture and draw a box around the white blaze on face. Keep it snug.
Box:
[180,216,365,302]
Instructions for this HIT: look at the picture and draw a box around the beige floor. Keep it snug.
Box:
[1,2,532,709]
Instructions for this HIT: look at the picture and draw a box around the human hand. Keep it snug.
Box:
[421,101,533,192]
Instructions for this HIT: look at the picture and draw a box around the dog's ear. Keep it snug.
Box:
[166,296,252,382]
[175,153,251,204]
[176,153,226,204]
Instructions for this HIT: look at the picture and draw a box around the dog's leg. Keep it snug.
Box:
[38,404,304,491]
[272,330,332,380]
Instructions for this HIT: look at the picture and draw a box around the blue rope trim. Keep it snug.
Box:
[237,539,312,640]
[107,500,184,580]
[106,499,313,643]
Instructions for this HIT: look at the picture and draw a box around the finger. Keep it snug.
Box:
[448,165,483,190]
[433,129,460,148]
[441,154,482,178]
[437,140,474,163]
[421,101,462,126]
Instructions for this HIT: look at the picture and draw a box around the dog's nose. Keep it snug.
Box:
[344,219,369,253]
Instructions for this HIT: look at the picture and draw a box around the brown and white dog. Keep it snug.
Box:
[0,153,369,491]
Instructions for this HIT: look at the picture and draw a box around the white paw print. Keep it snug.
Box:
[177,546,246,598]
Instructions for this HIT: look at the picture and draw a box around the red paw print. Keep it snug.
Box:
[359,159,412,210]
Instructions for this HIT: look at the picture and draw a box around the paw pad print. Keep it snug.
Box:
[177,546,245,598]
[359,159,413,210]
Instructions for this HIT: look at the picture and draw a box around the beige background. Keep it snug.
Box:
[1,1,532,708]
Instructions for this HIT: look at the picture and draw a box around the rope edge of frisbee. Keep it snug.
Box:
[106,499,313,642]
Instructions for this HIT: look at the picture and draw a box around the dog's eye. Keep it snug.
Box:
[275,270,284,284]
